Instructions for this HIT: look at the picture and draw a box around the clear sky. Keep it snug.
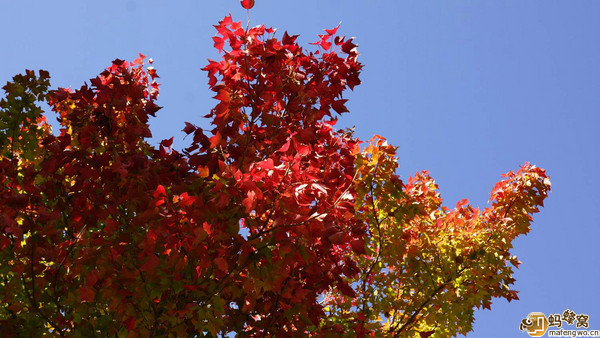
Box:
[1,1,599,336]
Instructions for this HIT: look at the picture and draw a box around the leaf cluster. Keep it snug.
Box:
[0,14,550,337]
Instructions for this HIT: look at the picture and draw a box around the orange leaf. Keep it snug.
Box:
[209,131,222,149]
[214,89,230,103]
[198,166,210,178]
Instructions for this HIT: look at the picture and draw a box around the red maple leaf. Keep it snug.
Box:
[241,0,255,9]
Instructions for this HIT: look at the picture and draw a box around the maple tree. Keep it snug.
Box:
[0,3,550,337]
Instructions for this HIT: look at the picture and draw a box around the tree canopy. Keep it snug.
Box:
[0,6,550,337]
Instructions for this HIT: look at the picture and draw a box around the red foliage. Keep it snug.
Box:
[0,12,549,337]
[0,15,365,336]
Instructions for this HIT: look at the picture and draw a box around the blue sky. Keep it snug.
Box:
[1,1,598,336]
